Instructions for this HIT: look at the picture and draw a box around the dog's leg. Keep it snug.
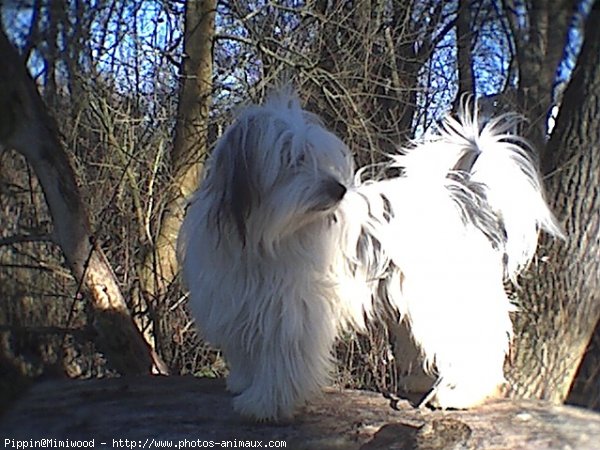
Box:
[406,279,512,409]
[394,224,512,410]
[232,306,338,421]
[223,347,253,394]
[428,332,508,409]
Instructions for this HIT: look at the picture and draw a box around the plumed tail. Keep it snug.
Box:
[453,103,565,278]
[392,100,564,280]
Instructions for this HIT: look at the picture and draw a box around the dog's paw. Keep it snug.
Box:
[226,369,251,394]
[428,378,503,409]
[232,387,294,422]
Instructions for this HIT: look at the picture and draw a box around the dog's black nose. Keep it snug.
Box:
[327,180,347,201]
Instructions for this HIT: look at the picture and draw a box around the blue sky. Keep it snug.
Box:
[1,0,592,134]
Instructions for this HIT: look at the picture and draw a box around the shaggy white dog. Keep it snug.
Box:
[177,91,563,421]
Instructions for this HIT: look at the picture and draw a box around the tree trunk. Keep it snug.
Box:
[140,0,216,298]
[506,6,600,403]
[0,29,166,376]
[506,0,571,162]
[455,0,474,99]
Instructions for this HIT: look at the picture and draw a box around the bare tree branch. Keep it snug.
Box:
[0,28,167,376]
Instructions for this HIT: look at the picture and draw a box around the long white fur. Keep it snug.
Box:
[356,101,563,408]
[178,92,375,420]
[178,91,563,420]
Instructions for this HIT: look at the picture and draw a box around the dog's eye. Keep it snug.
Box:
[292,153,306,167]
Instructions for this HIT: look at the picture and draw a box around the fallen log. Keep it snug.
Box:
[1,376,599,449]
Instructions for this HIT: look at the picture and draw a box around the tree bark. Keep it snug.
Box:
[0,29,165,376]
[505,0,572,162]
[506,5,600,403]
[455,0,474,99]
[140,0,216,298]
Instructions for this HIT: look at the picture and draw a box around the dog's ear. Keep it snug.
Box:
[229,139,253,244]
[214,119,256,245]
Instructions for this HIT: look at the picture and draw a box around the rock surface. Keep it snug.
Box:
[1,376,600,449]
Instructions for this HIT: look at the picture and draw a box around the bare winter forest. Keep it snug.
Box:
[0,0,599,415]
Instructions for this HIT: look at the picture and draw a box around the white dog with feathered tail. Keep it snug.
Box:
[177,90,563,421]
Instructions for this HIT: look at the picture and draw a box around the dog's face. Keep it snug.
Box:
[203,96,354,250]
